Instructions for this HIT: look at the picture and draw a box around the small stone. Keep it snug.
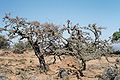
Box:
[0,75,8,80]
[114,75,120,80]
[58,68,69,79]
[99,66,118,80]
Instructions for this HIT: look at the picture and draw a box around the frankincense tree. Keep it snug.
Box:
[0,14,113,77]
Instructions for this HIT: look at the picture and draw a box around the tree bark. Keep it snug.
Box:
[29,40,48,72]
[34,42,48,72]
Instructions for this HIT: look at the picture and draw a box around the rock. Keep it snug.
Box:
[114,75,120,80]
[99,66,118,80]
[0,75,8,80]
[58,68,69,80]
[29,76,39,80]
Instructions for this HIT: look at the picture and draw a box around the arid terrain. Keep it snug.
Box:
[0,50,119,80]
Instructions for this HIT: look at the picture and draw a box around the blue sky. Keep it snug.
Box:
[0,0,120,39]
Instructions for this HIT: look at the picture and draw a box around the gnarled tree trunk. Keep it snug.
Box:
[29,40,48,72]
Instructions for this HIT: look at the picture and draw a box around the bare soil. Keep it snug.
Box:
[0,50,119,80]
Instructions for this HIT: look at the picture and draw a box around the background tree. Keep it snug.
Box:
[112,29,120,42]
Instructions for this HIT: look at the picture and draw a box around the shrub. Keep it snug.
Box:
[12,41,32,54]
[13,41,26,54]
[0,35,9,49]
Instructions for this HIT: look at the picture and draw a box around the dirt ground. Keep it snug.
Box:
[0,50,119,80]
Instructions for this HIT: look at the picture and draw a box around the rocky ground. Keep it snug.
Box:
[0,50,120,80]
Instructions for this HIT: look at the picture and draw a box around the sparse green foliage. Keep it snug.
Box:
[0,35,9,49]
[112,29,120,42]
